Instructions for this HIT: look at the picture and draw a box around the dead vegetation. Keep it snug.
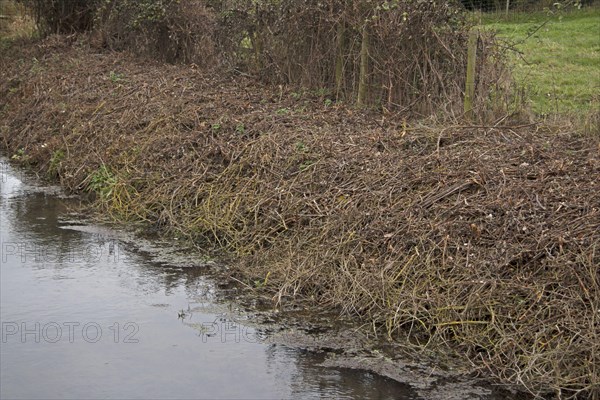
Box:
[94,0,218,66]
[12,0,512,117]
[1,34,599,399]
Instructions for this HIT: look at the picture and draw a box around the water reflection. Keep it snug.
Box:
[0,158,414,399]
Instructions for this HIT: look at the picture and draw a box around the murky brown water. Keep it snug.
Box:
[0,158,416,399]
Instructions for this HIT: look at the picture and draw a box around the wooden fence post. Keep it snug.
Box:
[335,21,345,100]
[464,29,478,121]
[357,22,369,107]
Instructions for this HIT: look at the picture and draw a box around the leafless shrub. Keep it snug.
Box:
[95,0,217,66]
[17,0,97,34]
[207,0,509,118]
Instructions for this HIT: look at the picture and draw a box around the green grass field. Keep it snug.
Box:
[481,7,600,116]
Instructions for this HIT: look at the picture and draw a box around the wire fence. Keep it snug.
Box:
[462,0,595,14]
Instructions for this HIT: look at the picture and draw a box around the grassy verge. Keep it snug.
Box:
[480,7,600,118]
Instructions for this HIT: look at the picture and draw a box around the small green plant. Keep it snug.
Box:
[276,108,290,115]
[11,148,30,163]
[300,160,315,171]
[109,71,124,83]
[314,87,329,97]
[295,141,308,153]
[324,98,333,107]
[87,165,118,199]
[253,271,271,288]
[211,123,221,133]
[235,123,246,134]
[48,149,65,177]
[30,57,42,74]
[240,36,252,49]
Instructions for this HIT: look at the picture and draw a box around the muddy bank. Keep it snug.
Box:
[1,35,599,398]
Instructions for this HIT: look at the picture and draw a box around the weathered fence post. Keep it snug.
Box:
[464,28,478,121]
[357,22,369,107]
[335,21,345,100]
